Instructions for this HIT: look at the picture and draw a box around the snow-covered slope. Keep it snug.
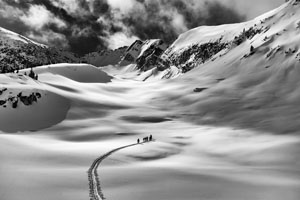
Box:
[1,1,300,200]
[156,0,300,134]
[22,63,112,83]
[0,27,79,72]
[103,39,179,81]
[167,0,300,73]
[0,63,112,132]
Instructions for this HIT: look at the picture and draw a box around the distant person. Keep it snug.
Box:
[250,45,255,53]
[143,137,148,142]
[137,139,140,143]
[149,135,153,141]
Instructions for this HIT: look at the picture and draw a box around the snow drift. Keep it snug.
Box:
[22,63,113,83]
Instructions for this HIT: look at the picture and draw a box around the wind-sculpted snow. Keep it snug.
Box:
[0,74,70,132]
[1,1,300,200]
[22,63,113,83]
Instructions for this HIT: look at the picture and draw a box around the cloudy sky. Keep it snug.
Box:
[0,0,284,55]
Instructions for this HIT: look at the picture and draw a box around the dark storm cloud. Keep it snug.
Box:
[122,0,245,44]
[122,1,178,45]
[0,0,249,54]
[0,0,112,55]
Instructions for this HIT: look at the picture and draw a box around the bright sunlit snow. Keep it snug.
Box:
[1,1,300,200]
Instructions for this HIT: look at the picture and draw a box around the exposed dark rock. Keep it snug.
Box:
[19,92,41,106]
[0,100,5,105]
[233,27,263,46]
[12,100,18,108]
[36,92,41,99]
[169,37,228,73]
[136,40,167,71]
[3,88,7,92]
[194,88,208,93]
[20,96,30,106]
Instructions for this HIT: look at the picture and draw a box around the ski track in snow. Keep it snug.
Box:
[88,141,152,200]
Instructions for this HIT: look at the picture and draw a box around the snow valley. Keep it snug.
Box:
[0,1,300,200]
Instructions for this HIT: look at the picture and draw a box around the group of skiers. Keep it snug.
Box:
[137,135,153,143]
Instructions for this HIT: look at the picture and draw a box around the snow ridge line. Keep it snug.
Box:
[88,142,149,200]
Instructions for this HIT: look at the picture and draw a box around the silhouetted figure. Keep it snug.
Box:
[149,135,152,141]
[137,139,140,143]
[250,45,255,53]
[143,137,148,142]
[12,100,18,108]
[29,68,35,79]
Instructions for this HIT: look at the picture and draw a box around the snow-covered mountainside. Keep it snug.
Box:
[151,0,300,134]
[83,46,128,67]
[0,27,79,72]
[106,0,300,81]
[166,0,300,73]
[103,39,180,81]
[119,39,168,70]
[1,1,300,200]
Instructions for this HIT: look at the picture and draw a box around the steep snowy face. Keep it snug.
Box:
[0,27,79,73]
[104,39,178,81]
[166,0,300,73]
[135,39,168,71]
[120,39,167,69]
[120,40,144,65]
[154,0,300,134]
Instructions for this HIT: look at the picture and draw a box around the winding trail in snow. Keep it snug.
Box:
[88,142,150,200]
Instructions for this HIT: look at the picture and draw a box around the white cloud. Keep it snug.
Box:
[20,5,66,30]
[0,2,24,19]
[170,12,188,34]
[105,32,139,49]
[107,0,136,13]
[52,0,79,13]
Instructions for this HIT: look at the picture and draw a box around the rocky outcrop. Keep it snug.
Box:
[0,88,7,95]
[135,40,167,71]
[0,91,42,108]
[168,38,228,73]
[119,40,144,66]
[232,27,263,46]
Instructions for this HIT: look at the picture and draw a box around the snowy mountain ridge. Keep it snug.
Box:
[0,27,47,47]
[102,0,300,80]
[164,0,300,73]
[0,27,80,73]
